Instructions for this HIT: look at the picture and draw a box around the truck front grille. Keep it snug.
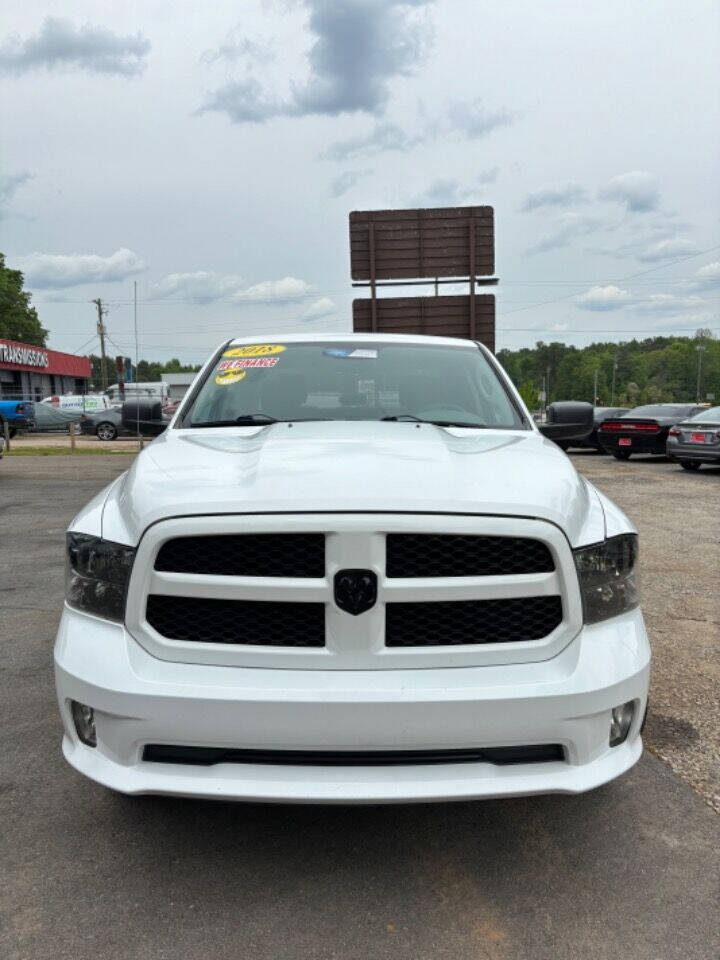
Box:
[385,595,563,647]
[146,595,325,647]
[155,533,325,578]
[386,534,555,578]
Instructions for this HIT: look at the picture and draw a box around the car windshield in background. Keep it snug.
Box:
[689,405,720,422]
[184,341,527,429]
[628,405,697,418]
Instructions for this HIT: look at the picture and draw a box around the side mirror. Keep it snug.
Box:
[539,401,594,441]
[121,400,168,437]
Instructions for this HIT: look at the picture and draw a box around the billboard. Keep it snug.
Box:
[350,205,496,347]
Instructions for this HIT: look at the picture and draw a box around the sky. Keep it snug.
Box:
[1,0,719,364]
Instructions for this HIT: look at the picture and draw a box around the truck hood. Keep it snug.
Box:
[99,421,607,547]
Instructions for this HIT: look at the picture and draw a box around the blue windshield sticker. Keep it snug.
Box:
[323,348,378,359]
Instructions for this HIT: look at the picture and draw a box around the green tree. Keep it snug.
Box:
[0,253,47,345]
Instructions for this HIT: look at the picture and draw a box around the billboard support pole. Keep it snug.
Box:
[469,217,476,340]
[369,222,377,332]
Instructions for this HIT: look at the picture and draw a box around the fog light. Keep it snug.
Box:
[609,701,634,747]
[71,700,97,747]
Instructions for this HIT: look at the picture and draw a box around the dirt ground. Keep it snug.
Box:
[570,451,720,812]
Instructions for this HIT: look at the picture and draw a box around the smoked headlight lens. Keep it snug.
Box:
[573,533,639,624]
[66,533,135,622]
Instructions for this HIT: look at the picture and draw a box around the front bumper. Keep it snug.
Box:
[55,606,650,803]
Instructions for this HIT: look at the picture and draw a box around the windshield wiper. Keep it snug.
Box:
[190,413,333,428]
[381,414,487,429]
[191,413,279,428]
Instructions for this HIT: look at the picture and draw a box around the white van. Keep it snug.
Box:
[42,394,111,413]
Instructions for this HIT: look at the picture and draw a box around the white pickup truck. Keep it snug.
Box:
[55,333,649,803]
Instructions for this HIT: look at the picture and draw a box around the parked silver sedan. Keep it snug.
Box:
[667,405,720,470]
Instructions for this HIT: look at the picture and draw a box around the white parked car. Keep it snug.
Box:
[55,334,650,803]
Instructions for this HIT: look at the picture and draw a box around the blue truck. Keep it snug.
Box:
[0,399,35,441]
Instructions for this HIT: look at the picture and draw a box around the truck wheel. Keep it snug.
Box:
[612,450,631,460]
[96,421,118,441]
[9,427,16,439]
[680,460,701,471]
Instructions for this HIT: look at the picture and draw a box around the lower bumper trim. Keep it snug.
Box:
[142,743,565,767]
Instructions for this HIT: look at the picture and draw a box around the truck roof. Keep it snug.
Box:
[227,332,479,349]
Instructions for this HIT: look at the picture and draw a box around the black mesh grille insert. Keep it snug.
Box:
[146,595,325,647]
[155,534,325,578]
[143,744,565,767]
[386,534,554,578]
[385,596,563,647]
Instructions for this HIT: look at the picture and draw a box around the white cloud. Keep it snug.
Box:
[526,213,600,255]
[521,182,587,212]
[200,0,435,123]
[236,276,312,302]
[685,261,720,292]
[598,171,659,212]
[416,173,497,206]
[0,17,150,77]
[574,285,635,311]
[302,296,336,320]
[635,293,706,313]
[150,272,312,304]
[321,121,420,160]
[150,271,246,303]
[201,36,274,66]
[330,169,371,197]
[636,238,698,262]
[0,171,32,218]
[574,286,709,315]
[444,98,514,139]
[16,247,145,288]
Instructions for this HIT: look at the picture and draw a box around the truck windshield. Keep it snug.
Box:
[183,341,527,429]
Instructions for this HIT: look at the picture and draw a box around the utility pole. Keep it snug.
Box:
[546,365,551,407]
[593,368,599,406]
[696,343,706,403]
[92,298,109,391]
[611,354,618,406]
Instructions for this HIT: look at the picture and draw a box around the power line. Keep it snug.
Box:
[498,242,720,318]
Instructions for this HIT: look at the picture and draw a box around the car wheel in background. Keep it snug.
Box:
[612,450,631,460]
[96,421,118,441]
[680,461,701,471]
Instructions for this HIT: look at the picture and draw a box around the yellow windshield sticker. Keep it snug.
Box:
[215,369,247,386]
[224,344,286,358]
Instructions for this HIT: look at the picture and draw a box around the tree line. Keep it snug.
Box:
[88,354,201,389]
[497,332,719,410]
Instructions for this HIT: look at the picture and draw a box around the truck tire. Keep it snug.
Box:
[680,460,701,471]
[612,449,631,461]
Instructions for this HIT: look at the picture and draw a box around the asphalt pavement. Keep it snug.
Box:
[1,454,718,960]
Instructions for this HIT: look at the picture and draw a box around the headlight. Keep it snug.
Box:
[573,533,639,624]
[66,533,135,622]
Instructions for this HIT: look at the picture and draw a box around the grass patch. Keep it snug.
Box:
[5,446,138,457]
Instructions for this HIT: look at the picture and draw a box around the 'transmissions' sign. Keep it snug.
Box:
[0,342,49,368]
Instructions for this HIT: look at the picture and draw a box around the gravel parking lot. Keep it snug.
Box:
[1,451,718,960]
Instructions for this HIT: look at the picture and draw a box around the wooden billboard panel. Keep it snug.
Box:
[350,207,494,281]
[353,295,495,352]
